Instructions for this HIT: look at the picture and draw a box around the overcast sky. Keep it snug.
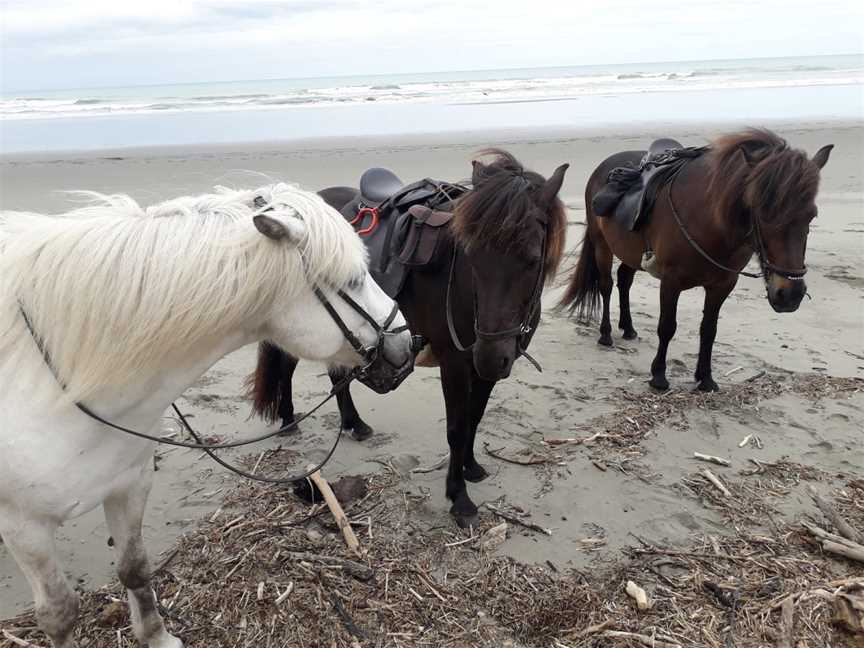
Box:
[1,0,862,92]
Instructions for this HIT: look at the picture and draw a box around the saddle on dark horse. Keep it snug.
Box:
[592,138,709,231]
[339,168,469,298]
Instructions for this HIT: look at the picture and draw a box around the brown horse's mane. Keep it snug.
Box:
[708,128,821,225]
[451,149,567,282]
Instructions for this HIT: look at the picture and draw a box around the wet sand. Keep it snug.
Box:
[1,120,862,619]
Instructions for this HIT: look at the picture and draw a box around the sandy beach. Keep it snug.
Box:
[1,120,862,644]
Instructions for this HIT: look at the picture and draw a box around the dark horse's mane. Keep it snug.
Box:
[451,149,567,281]
[708,128,821,225]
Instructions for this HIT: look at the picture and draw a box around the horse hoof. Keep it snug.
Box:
[697,378,719,392]
[451,508,479,529]
[278,421,300,436]
[463,463,489,483]
[347,423,374,442]
[649,376,669,391]
[597,335,614,347]
[622,329,638,340]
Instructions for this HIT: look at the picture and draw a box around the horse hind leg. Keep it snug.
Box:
[0,518,79,648]
[103,465,183,648]
[617,263,638,340]
[595,238,615,347]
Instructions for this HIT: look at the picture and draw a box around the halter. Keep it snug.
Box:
[667,162,808,282]
[19,281,408,485]
[445,217,548,373]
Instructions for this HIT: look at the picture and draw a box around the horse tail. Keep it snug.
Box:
[244,341,292,424]
[558,223,601,320]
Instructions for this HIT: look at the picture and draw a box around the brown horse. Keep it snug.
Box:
[560,129,832,391]
[249,151,568,526]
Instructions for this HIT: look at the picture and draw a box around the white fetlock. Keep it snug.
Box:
[147,630,184,648]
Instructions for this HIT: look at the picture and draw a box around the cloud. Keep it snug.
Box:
[1,0,861,91]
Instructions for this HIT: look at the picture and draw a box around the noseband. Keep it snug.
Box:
[445,218,548,372]
[313,286,406,373]
[667,162,808,282]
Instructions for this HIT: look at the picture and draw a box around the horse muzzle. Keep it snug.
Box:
[473,338,517,381]
[767,277,806,313]
[355,332,421,394]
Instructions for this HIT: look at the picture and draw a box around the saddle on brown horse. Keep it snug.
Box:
[592,138,709,231]
[340,168,468,297]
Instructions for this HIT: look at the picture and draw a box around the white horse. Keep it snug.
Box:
[0,183,412,647]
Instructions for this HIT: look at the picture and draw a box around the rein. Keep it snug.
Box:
[666,161,807,282]
[19,285,404,485]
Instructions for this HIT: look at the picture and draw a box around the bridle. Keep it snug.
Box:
[19,274,407,485]
[667,161,808,283]
[446,215,548,373]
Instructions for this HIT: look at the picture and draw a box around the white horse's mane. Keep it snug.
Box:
[0,183,367,402]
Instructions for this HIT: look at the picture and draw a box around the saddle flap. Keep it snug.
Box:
[397,205,453,266]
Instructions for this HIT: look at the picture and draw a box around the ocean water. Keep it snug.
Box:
[1,55,861,153]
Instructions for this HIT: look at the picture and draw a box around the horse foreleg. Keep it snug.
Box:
[103,463,183,648]
[464,374,495,482]
[0,517,79,648]
[694,281,736,392]
[617,263,639,339]
[441,358,476,527]
[649,279,681,391]
[330,370,374,441]
[278,352,299,432]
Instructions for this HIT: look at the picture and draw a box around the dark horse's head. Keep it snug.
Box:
[709,129,833,313]
[452,150,568,380]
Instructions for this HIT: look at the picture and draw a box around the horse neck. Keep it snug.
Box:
[689,163,754,261]
[60,327,259,428]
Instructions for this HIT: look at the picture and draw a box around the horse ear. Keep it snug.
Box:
[737,147,756,167]
[540,163,569,206]
[812,144,833,169]
[254,214,300,244]
[471,159,487,185]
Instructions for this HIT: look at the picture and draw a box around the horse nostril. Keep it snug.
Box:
[499,357,510,371]
[775,287,786,302]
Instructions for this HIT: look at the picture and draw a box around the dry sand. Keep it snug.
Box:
[0,121,862,643]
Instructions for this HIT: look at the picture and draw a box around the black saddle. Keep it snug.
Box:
[592,138,708,231]
[360,167,405,204]
[341,171,469,297]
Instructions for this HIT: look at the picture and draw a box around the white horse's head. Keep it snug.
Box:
[247,189,414,393]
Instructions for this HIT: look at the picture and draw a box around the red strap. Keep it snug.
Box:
[352,207,379,236]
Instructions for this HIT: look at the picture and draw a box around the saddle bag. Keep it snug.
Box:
[397,205,453,267]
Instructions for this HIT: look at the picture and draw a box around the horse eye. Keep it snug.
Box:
[346,274,365,291]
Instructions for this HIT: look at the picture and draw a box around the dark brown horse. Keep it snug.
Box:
[560,129,832,391]
[249,151,568,526]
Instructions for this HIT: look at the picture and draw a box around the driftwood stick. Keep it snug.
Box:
[808,485,863,544]
[1,629,46,648]
[600,630,682,648]
[485,503,552,536]
[822,540,864,563]
[776,596,794,648]
[306,467,361,557]
[575,619,614,636]
[802,521,864,562]
[281,551,373,581]
[694,452,731,467]
[483,443,550,466]
[702,469,732,497]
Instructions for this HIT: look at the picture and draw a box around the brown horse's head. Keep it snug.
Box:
[709,129,832,313]
[452,150,568,380]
